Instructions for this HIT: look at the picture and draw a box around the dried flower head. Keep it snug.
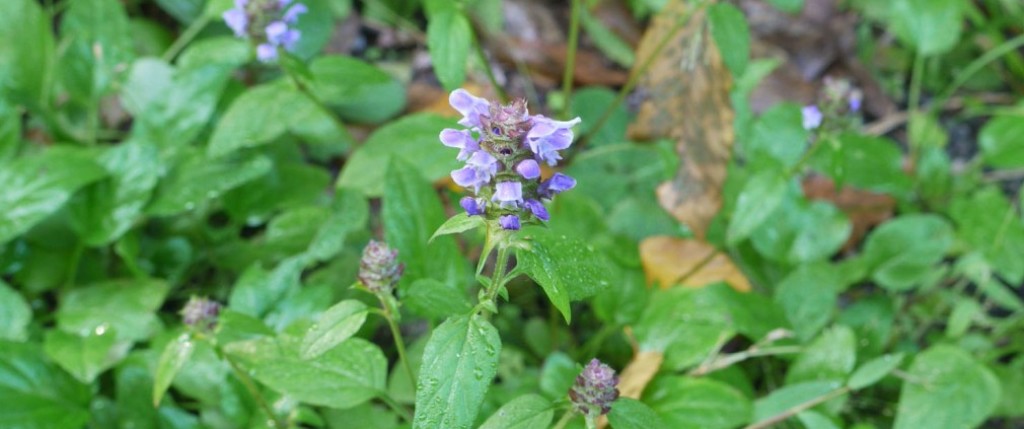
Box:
[181,297,221,331]
[441,89,579,230]
[569,358,620,417]
[222,0,308,62]
[358,240,404,294]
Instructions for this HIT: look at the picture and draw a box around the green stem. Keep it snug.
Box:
[560,0,583,118]
[935,32,1024,106]
[552,409,576,429]
[907,53,925,163]
[377,296,417,392]
[379,392,414,422]
[224,353,287,429]
[162,14,212,62]
[475,241,512,318]
[65,240,84,289]
[475,39,509,103]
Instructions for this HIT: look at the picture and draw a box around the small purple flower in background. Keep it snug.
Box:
[569,359,620,418]
[358,240,404,295]
[440,89,580,229]
[222,0,307,63]
[802,105,823,130]
[181,297,221,331]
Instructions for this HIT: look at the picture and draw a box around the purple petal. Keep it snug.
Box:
[466,151,498,178]
[256,43,278,62]
[515,159,541,180]
[235,0,249,8]
[539,173,576,198]
[499,215,521,231]
[449,89,490,129]
[265,21,289,45]
[284,3,308,24]
[439,128,479,160]
[801,105,823,130]
[281,29,301,50]
[223,9,248,37]
[527,116,580,166]
[525,199,549,221]
[460,196,485,216]
[492,181,523,208]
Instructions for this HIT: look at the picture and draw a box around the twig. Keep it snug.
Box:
[743,387,850,429]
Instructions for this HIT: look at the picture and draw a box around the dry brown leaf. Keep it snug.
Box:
[639,236,751,292]
[802,175,895,251]
[627,1,734,239]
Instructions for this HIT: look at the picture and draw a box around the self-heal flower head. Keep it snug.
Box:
[569,359,620,417]
[802,105,823,130]
[222,0,306,63]
[492,181,523,209]
[181,297,221,332]
[358,240,404,295]
[449,89,491,129]
[499,215,521,231]
[223,6,249,37]
[461,196,486,216]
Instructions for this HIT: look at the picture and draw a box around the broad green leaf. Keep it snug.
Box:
[413,315,501,429]
[993,363,1024,418]
[338,113,461,197]
[228,257,303,318]
[946,298,980,338]
[566,144,675,211]
[427,10,473,91]
[746,103,807,167]
[223,162,333,222]
[0,148,106,244]
[56,279,169,342]
[888,0,963,56]
[59,0,134,103]
[177,36,252,69]
[607,397,666,429]
[785,326,856,385]
[812,133,912,196]
[0,0,55,107]
[517,227,612,323]
[68,140,161,245]
[215,309,275,346]
[43,329,128,383]
[861,214,953,291]
[478,394,554,429]
[894,345,1001,429]
[402,278,473,320]
[644,376,752,429]
[708,3,750,76]
[579,9,635,68]
[980,116,1024,169]
[382,157,467,290]
[287,0,334,59]
[538,352,577,401]
[0,280,31,341]
[301,300,369,359]
[431,213,486,242]
[766,0,804,13]
[751,197,850,264]
[950,187,1024,284]
[0,342,91,429]
[837,294,894,359]
[774,264,841,341]
[208,82,344,157]
[147,151,272,216]
[753,381,842,423]
[154,0,203,23]
[634,288,734,370]
[848,353,903,390]
[310,55,407,123]
[569,88,629,148]
[0,98,21,160]
[727,169,787,244]
[305,190,369,263]
[114,353,202,429]
[797,411,841,429]
[324,403,401,429]
[152,332,195,406]
[227,336,387,409]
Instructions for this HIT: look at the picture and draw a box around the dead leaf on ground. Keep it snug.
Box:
[627,0,734,240]
[639,236,752,292]
[802,175,896,251]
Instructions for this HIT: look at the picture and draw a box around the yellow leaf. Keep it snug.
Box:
[639,236,751,292]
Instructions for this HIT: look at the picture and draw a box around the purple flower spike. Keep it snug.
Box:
[802,105,823,130]
[440,128,480,161]
[256,43,278,62]
[223,8,248,37]
[460,197,485,216]
[449,89,491,129]
[499,215,521,230]
[524,199,549,221]
[539,173,576,198]
[569,359,620,417]
[492,181,523,209]
[283,2,308,23]
[516,159,541,179]
[527,116,581,165]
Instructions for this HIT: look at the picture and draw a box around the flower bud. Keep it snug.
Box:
[181,297,221,331]
[358,240,404,294]
[569,359,620,417]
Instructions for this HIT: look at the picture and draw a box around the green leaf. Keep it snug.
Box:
[305,189,369,263]
[861,214,954,291]
[402,278,473,321]
[413,315,501,429]
[208,82,344,157]
[813,133,912,196]
[0,98,21,160]
[228,257,303,318]
[338,113,461,197]
[223,162,333,221]
[708,3,750,76]
[766,0,804,13]
[774,264,841,341]
[797,411,841,429]
[226,336,387,409]
[310,55,407,123]
[0,148,106,244]
[431,213,486,242]
[382,157,467,290]
[68,140,162,245]
[607,397,666,429]
[147,151,272,216]
[152,332,195,406]
[888,0,963,56]
[287,0,334,60]
[746,103,807,168]
[0,342,91,429]
[0,280,31,341]
[427,10,473,91]
[517,227,612,323]
[634,288,734,370]
[751,198,850,264]
[753,381,842,423]
[579,9,635,68]
[538,352,577,400]
[848,353,903,390]
[950,187,1024,284]
[59,0,134,103]
[785,326,856,385]
[569,88,630,148]
[323,403,401,429]
[478,394,554,429]
[154,0,203,23]
[566,143,675,211]
[980,116,1024,168]
[727,170,787,244]
[644,376,752,429]
[56,279,169,342]
[43,329,127,383]
[837,294,894,359]
[301,300,369,359]
[894,345,1001,429]
[0,0,55,107]
[177,36,252,70]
